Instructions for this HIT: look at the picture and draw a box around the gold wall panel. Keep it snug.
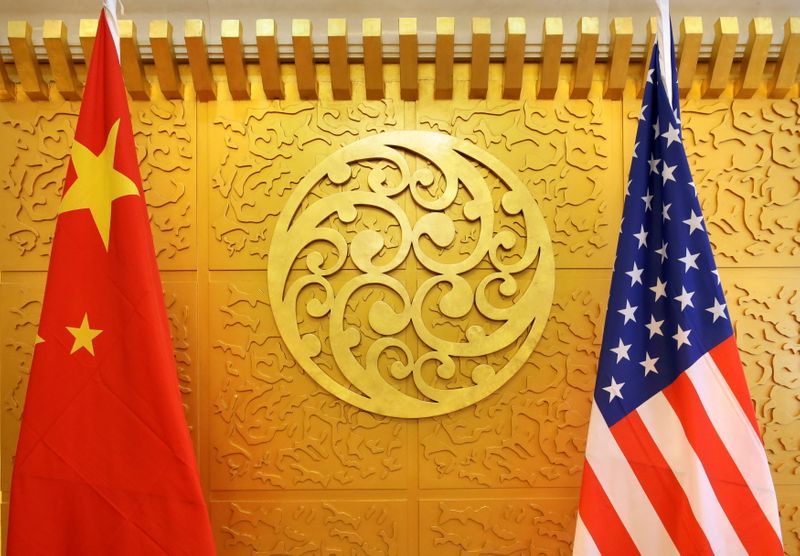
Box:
[0,81,197,271]
[0,280,43,495]
[418,270,605,489]
[210,499,407,554]
[416,65,623,270]
[0,61,798,554]
[418,498,577,554]
[683,99,800,267]
[208,66,404,271]
[209,279,409,490]
[622,86,800,268]
[781,495,800,554]
[721,270,800,485]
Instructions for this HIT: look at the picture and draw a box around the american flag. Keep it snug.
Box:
[572,31,784,555]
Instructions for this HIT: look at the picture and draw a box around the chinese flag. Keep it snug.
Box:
[7,10,216,555]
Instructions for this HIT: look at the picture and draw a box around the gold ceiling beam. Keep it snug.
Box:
[362,18,383,100]
[42,19,81,101]
[256,19,283,100]
[150,20,183,99]
[771,17,800,98]
[704,17,739,98]
[120,20,150,101]
[737,17,772,98]
[503,17,526,99]
[639,17,656,97]
[435,17,455,100]
[537,17,562,99]
[571,16,599,99]
[0,15,798,103]
[8,21,48,100]
[185,19,215,101]
[328,18,351,100]
[399,17,418,101]
[677,17,703,96]
[605,17,633,100]
[469,17,491,99]
[79,19,97,63]
[221,19,250,100]
[0,51,14,100]
[292,19,316,100]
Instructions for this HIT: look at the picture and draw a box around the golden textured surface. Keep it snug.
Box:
[418,498,577,553]
[0,62,798,554]
[0,87,196,270]
[417,269,605,489]
[208,279,409,490]
[211,499,407,554]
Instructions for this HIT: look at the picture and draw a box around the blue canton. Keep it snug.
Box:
[595,40,734,427]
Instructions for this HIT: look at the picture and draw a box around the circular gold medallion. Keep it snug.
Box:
[268,131,554,418]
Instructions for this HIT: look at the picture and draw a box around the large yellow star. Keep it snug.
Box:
[66,313,103,356]
[59,119,140,249]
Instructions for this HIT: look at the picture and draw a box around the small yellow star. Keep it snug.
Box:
[34,334,45,345]
[59,119,140,250]
[66,314,103,356]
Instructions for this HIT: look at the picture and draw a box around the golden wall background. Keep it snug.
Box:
[0,61,798,554]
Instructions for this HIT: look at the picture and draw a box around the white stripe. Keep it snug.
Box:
[572,515,601,556]
[686,353,783,538]
[637,392,747,555]
[584,404,678,555]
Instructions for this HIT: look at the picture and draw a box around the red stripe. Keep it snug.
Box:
[664,372,783,555]
[610,411,713,556]
[709,336,760,437]
[578,462,640,556]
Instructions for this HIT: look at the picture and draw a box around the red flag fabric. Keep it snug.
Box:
[8,11,216,555]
